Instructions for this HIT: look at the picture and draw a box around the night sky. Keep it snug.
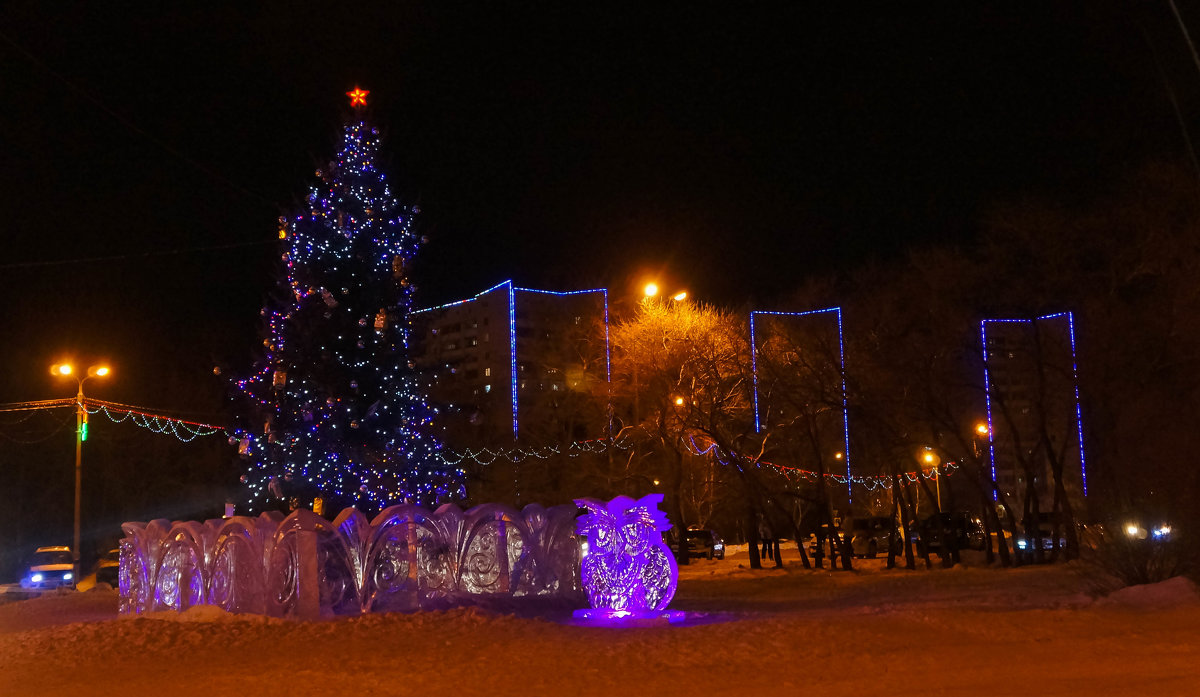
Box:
[2,1,1194,413]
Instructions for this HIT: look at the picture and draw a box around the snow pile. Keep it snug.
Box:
[1096,575,1200,608]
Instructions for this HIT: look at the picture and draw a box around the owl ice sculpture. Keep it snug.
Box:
[573,494,682,624]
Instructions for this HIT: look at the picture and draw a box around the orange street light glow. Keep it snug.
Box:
[347,87,369,107]
[644,283,659,297]
[672,291,688,301]
[975,422,990,435]
[52,364,73,376]
[923,452,936,464]
[674,396,684,406]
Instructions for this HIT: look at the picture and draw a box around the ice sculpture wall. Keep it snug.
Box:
[574,494,679,622]
[118,503,581,619]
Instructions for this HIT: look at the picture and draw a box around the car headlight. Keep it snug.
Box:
[1016,539,1027,550]
[63,572,73,581]
[31,573,44,583]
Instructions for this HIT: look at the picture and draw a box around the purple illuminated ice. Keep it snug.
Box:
[573,494,680,623]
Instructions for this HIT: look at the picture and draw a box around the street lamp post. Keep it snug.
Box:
[50,362,110,584]
[922,448,941,511]
[972,422,989,458]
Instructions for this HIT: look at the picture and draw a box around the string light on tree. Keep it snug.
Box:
[228,90,464,513]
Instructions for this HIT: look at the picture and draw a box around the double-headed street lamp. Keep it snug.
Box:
[50,362,110,584]
[643,282,687,302]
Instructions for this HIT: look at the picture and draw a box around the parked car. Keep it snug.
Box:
[19,546,75,589]
[920,513,986,553]
[847,516,898,558]
[684,529,725,560]
[806,524,844,560]
[93,547,120,587]
[1017,512,1068,553]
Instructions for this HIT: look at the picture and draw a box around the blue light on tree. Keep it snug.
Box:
[573,494,682,624]
[229,90,465,513]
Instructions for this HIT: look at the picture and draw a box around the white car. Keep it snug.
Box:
[19,546,75,589]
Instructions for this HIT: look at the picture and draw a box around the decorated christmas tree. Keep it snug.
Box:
[230,89,464,513]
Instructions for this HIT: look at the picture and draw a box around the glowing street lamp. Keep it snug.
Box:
[643,282,659,298]
[50,362,111,584]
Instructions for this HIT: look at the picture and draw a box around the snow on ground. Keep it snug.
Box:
[2,545,1198,697]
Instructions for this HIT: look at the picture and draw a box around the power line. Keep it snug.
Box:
[0,27,274,206]
[0,239,276,270]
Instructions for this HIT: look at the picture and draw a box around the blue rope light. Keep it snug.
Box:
[980,312,1088,501]
[507,281,518,438]
[980,320,999,499]
[1061,312,1088,496]
[748,307,852,502]
[417,282,614,440]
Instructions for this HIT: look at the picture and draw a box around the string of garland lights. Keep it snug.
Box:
[227,89,465,513]
[0,398,224,443]
[84,399,223,442]
[679,433,958,491]
[0,400,77,444]
[0,398,957,493]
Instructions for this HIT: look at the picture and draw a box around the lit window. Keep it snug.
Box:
[484,367,491,377]
[484,384,491,393]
